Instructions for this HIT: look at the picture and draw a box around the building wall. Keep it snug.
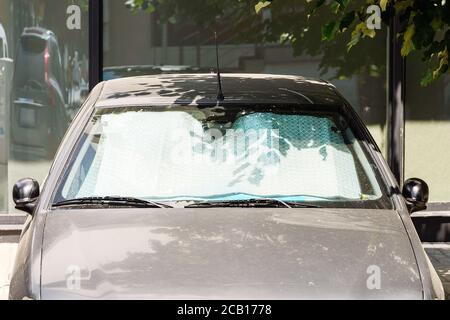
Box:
[103,0,153,67]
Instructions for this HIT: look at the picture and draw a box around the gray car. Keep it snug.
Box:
[9,74,444,300]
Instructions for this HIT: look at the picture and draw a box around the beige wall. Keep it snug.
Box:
[103,0,153,66]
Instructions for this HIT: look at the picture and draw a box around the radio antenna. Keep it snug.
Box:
[215,32,225,101]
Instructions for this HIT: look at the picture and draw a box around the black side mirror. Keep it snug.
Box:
[13,178,40,215]
[402,178,429,213]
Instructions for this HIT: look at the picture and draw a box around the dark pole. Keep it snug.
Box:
[387,13,406,186]
[89,0,103,91]
[215,32,224,101]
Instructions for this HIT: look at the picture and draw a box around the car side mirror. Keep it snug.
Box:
[13,178,40,215]
[402,178,429,214]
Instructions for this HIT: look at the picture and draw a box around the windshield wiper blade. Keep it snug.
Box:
[184,198,322,208]
[52,196,172,208]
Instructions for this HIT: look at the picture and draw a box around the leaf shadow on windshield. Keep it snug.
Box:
[101,74,353,189]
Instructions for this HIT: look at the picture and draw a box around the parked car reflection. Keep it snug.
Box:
[11,27,69,160]
[102,64,213,81]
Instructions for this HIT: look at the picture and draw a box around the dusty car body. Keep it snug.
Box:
[9,74,444,300]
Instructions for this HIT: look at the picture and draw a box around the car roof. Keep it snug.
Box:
[103,65,210,72]
[21,27,56,40]
[95,73,344,108]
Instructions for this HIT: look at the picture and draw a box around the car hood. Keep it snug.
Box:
[40,208,422,299]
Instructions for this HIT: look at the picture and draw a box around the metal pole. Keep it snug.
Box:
[387,13,406,186]
[89,0,103,91]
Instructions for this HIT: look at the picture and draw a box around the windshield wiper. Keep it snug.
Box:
[184,198,323,209]
[52,196,172,208]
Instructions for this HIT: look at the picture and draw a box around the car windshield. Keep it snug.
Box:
[52,105,391,208]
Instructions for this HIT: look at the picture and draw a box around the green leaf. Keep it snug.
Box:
[362,27,376,38]
[347,23,363,51]
[435,49,449,77]
[422,49,449,86]
[380,0,388,11]
[394,0,413,14]
[255,1,272,14]
[339,11,355,31]
[335,0,349,9]
[430,18,442,31]
[401,24,416,56]
[322,21,339,41]
[144,3,155,13]
[316,0,326,8]
[330,1,340,13]
[125,0,154,13]
[309,0,326,15]
[347,22,376,51]
[423,41,444,58]
[420,69,434,87]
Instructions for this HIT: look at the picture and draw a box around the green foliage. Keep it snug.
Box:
[125,0,155,13]
[255,1,272,13]
[124,0,449,85]
[254,0,449,85]
[69,0,89,11]
[249,0,387,80]
[322,21,339,41]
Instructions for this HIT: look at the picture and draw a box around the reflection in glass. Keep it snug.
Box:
[0,16,12,211]
[103,0,388,156]
[0,0,89,213]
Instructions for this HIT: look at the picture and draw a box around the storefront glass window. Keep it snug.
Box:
[103,0,388,156]
[0,0,89,213]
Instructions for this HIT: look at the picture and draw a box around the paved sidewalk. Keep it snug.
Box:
[0,243,17,300]
[423,243,450,299]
